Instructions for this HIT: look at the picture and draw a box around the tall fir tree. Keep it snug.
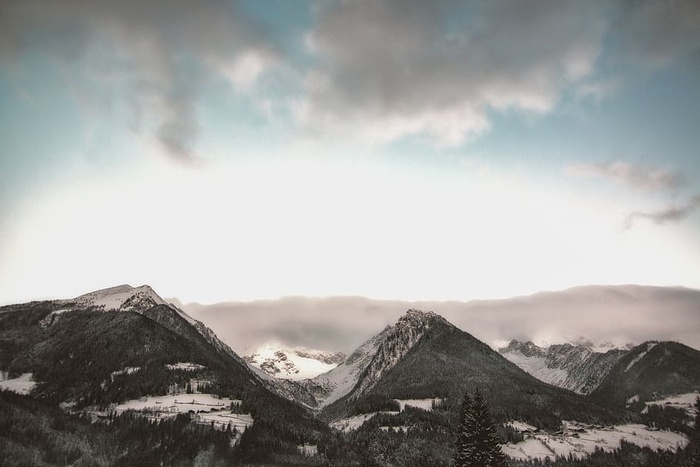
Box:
[454,393,477,466]
[454,388,507,467]
[690,397,700,467]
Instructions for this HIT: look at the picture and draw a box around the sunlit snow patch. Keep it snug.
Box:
[506,421,538,432]
[625,342,657,372]
[503,421,687,461]
[644,392,700,417]
[0,373,36,395]
[330,411,400,432]
[165,362,207,371]
[114,394,252,432]
[395,398,441,412]
[110,367,140,381]
[330,399,441,433]
[501,351,569,387]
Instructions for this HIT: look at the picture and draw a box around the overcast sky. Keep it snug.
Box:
[1,1,699,306]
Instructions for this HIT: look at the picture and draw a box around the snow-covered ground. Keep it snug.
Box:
[244,343,343,380]
[165,362,206,371]
[625,342,657,372]
[0,373,36,395]
[110,367,140,380]
[645,392,700,416]
[501,351,569,388]
[395,398,441,412]
[506,420,538,432]
[331,411,400,432]
[113,394,252,432]
[75,284,167,311]
[331,399,440,433]
[503,421,687,461]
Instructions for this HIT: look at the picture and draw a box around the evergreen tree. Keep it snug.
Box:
[454,388,507,467]
[454,392,477,466]
[689,397,700,467]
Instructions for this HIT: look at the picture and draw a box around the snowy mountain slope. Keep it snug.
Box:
[499,340,628,394]
[243,344,345,380]
[350,309,448,398]
[0,285,330,462]
[71,284,167,311]
[592,341,700,406]
[282,310,448,409]
[320,309,625,429]
[50,284,249,369]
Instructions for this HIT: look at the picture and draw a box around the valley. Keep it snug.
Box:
[1,284,699,466]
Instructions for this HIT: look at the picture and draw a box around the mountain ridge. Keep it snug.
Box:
[499,339,629,394]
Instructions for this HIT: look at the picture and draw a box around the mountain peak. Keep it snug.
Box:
[397,309,447,329]
[73,284,167,311]
[244,343,346,380]
[503,339,545,357]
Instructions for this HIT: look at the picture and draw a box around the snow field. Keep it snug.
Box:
[0,373,36,395]
[331,412,400,432]
[502,351,569,387]
[503,421,688,461]
[331,398,441,432]
[625,342,657,372]
[76,284,166,311]
[644,392,700,417]
[395,398,441,411]
[113,394,252,432]
[110,367,140,381]
[506,421,538,432]
[165,362,207,371]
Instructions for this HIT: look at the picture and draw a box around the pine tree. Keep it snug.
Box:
[454,392,477,466]
[454,388,507,467]
[689,397,700,467]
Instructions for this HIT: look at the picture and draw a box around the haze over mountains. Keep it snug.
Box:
[178,284,700,355]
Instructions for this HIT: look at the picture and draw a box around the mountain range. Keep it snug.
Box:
[0,285,327,464]
[1,284,699,465]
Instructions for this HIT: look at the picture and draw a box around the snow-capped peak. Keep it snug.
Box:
[73,284,167,311]
[244,343,346,381]
[503,339,547,357]
[350,309,447,397]
[397,309,447,329]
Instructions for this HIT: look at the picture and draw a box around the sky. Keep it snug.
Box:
[1,0,699,307]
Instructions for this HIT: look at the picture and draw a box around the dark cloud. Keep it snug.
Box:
[181,285,700,354]
[299,0,700,147]
[612,0,700,68]
[301,0,610,145]
[0,0,277,164]
[569,162,686,191]
[625,195,700,229]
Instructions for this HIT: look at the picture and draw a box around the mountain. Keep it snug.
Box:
[243,344,345,380]
[591,340,700,407]
[499,339,628,394]
[269,311,442,410]
[0,284,328,464]
[318,309,623,430]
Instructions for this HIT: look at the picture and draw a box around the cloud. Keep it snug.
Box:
[181,285,700,354]
[611,0,700,69]
[625,195,700,229]
[299,0,610,146]
[0,0,278,164]
[569,162,685,191]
